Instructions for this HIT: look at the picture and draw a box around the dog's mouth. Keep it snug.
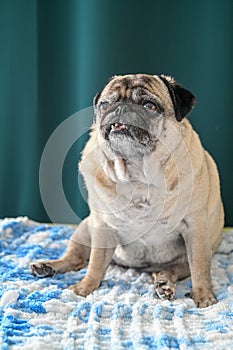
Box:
[102,122,149,140]
[110,123,129,133]
[101,122,157,155]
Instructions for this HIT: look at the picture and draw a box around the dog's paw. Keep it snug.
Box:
[30,262,56,278]
[190,288,217,308]
[68,279,98,297]
[155,279,175,301]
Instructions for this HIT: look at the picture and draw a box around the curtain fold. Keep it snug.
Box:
[0,0,232,224]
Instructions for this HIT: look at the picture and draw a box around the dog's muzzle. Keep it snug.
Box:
[100,103,151,142]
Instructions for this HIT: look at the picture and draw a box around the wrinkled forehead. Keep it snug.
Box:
[100,74,171,105]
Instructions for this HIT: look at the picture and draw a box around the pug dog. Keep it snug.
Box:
[31,74,224,308]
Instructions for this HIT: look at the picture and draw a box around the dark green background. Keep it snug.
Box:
[0,0,232,225]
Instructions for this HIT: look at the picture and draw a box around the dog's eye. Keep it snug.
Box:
[99,101,110,114]
[143,102,157,113]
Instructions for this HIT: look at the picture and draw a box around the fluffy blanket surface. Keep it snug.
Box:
[0,217,233,349]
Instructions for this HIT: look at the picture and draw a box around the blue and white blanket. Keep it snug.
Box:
[0,217,233,349]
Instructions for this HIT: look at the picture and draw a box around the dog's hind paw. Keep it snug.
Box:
[155,279,175,301]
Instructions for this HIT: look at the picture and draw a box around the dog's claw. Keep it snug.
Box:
[30,262,56,278]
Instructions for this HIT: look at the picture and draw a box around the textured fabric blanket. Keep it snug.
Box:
[0,217,233,349]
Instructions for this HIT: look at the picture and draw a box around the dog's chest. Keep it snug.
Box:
[100,158,166,226]
[100,159,187,267]
[101,180,164,228]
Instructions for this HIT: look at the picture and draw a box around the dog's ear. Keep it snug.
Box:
[93,91,102,123]
[159,75,196,122]
[93,91,102,107]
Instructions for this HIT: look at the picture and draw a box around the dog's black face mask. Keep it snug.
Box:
[100,101,162,156]
[95,88,165,157]
[93,74,195,158]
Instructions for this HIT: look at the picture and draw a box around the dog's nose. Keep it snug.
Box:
[115,104,130,117]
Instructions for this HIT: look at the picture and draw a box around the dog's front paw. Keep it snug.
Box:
[155,279,175,301]
[30,262,56,278]
[191,288,217,308]
[68,278,99,297]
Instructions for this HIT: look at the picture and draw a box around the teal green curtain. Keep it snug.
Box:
[0,0,232,225]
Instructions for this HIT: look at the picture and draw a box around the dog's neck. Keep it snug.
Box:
[109,155,159,185]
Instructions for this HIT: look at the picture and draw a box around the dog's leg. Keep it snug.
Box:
[30,218,91,277]
[68,246,115,296]
[152,263,190,300]
[182,219,217,308]
[68,221,117,296]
